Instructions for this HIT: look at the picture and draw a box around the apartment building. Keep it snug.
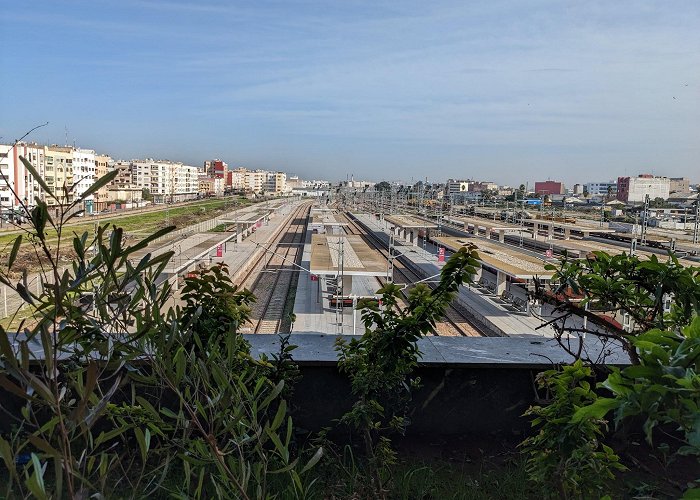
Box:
[94,154,112,211]
[0,143,48,210]
[265,172,287,194]
[44,146,74,205]
[670,177,690,194]
[245,170,267,193]
[198,176,225,196]
[72,148,96,204]
[204,159,227,179]
[228,168,247,190]
[617,175,670,203]
[132,159,199,203]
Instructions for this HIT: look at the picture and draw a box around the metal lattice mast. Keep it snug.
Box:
[694,202,699,245]
[336,237,344,334]
[640,194,650,245]
[387,233,395,283]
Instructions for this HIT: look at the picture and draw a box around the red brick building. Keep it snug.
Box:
[534,180,565,196]
[203,159,227,179]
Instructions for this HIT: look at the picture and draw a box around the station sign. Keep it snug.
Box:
[545,249,553,258]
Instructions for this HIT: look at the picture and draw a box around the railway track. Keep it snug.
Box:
[338,212,485,337]
[240,202,311,334]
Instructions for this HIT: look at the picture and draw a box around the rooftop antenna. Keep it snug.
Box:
[65,126,68,146]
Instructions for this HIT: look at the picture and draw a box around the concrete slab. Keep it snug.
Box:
[245,333,630,367]
[310,234,387,276]
[385,215,437,229]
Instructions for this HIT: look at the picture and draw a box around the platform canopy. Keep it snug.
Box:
[309,234,387,276]
[453,216,526,230]
[434,236,555,280]
[384,214,437,229]
[528,220,616,233]
[218,211,269,224]
[311,213,348,227]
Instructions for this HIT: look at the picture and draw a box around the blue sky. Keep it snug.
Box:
[2,0,698,186]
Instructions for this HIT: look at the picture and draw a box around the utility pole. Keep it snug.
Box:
[693,202,699,245]
[336,237,344,334]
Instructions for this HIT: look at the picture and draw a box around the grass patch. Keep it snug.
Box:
[0,198,252,247]
[311,450,538,500]
[0,198,256,276]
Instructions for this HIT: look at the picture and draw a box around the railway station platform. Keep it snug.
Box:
[293,229,386,335]
[309,209,348,235]
[218,209,276,243]
[526,219,615,240]
[350,213,571,338]
[139,202,304,308]
[383,214,437,246]
[433,236,554,308]
[447,216,532,242]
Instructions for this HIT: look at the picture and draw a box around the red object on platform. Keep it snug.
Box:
[438,247,445,262]
[216,244,223,257]
[310,274,318,281]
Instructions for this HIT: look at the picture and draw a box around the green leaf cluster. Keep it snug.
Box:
[520,361,626,499]
[335,245,479,494]
[0,156,320,498]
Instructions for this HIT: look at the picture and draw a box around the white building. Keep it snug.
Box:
[244,170,268,193]
[617,175,670,203]
[444,179,470,198]
[0,143,48,210]
[72,148,96,201]
[229,168,247,190]
[584,181,617,197]
[131,159,199,203]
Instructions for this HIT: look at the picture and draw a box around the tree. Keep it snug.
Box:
[336,246,480,495]
[375,181,391,192]
[527,252,700,498]
[0,151,320,498]
[533,251,700,365]
[606,185,614,202]
[142,187,153,201]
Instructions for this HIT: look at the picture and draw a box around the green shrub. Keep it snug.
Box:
[521,361,626,499]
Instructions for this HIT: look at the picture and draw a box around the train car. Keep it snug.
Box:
[594,231,670,251]
[328,296,355,308]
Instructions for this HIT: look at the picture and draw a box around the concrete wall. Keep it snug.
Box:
[0,334,628,437]
[289,364,538,435]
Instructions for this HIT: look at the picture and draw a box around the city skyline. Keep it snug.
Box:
[2,0,698,185]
